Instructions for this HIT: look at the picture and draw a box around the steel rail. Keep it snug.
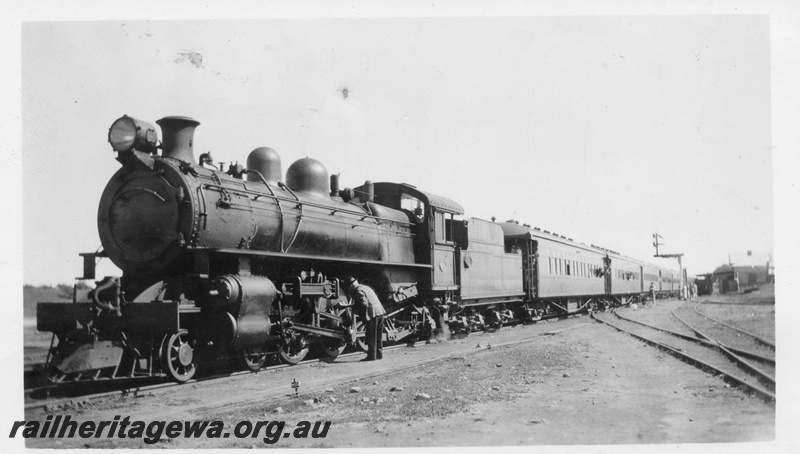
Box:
[693,302,775,348]
[23,299,602,411]
[702,300,774,306]
[612,309,774,365]
[25,306,590,382]
[670,305,775,390]
[25,322,589,417]
[24,341,425,412]
[592,311,775,402]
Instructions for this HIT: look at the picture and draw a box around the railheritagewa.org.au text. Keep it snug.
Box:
[10,415,331,444]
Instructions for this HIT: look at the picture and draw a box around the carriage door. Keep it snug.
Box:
[431,209,457,290]
[522,240,538,299]
[603,255,612,295]
[639,265,644,292]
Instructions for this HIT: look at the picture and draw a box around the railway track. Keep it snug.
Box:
[25,341,425,411]
[702,300,774,306]
[670,304,774,389]
[591,306,775,402]
[692,301,775,348]
[25,317,589,415]
[24,341,426,412]
[24,308,590,407]
[611,308,774,366]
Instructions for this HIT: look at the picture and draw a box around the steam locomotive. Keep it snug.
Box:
[36,115,679,383]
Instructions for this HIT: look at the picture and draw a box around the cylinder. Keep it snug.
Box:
[156,116,200,163]
[203,275,276,349]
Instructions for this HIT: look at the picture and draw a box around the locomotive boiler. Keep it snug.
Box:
[37,115,435,383]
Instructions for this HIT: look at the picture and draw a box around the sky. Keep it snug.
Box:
[20,14,774,285]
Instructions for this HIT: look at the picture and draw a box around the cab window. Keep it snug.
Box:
[434,211,455,244]
[400,193,425,224]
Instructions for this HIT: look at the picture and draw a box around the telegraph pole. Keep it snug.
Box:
[653,233,685,298]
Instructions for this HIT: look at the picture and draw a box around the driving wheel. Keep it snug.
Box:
[241,345,268,372]
[278,333,309,365]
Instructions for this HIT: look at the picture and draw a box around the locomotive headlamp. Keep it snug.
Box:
[108,115,158,153]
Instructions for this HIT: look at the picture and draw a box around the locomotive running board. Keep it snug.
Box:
[207,248,432,269]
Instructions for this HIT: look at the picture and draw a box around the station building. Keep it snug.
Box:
[709,251,773,294]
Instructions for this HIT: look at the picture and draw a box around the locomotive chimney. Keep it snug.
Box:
[156,116,200,163]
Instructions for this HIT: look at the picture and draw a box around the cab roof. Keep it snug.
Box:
[374,182,465,214]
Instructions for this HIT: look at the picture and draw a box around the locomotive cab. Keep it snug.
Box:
[369,183,464,290]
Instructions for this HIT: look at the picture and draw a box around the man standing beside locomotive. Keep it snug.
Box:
[344,277,386,361]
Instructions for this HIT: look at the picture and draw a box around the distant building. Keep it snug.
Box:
[710,251,773,294]
[712,265,738,294]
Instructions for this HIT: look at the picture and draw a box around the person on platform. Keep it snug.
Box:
[649,282,656,305]
[344,277,386,361]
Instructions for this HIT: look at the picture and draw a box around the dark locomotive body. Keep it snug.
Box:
[37,114,680,384]
[694,273,714,296]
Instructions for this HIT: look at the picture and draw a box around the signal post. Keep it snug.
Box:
[653,233,685,299]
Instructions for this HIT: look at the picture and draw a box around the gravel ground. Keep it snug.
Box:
[22,298,779,449]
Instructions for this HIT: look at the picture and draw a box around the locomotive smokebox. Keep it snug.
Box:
[156,116,200,163]
[285,157,330,200]
[246,147,282,184]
